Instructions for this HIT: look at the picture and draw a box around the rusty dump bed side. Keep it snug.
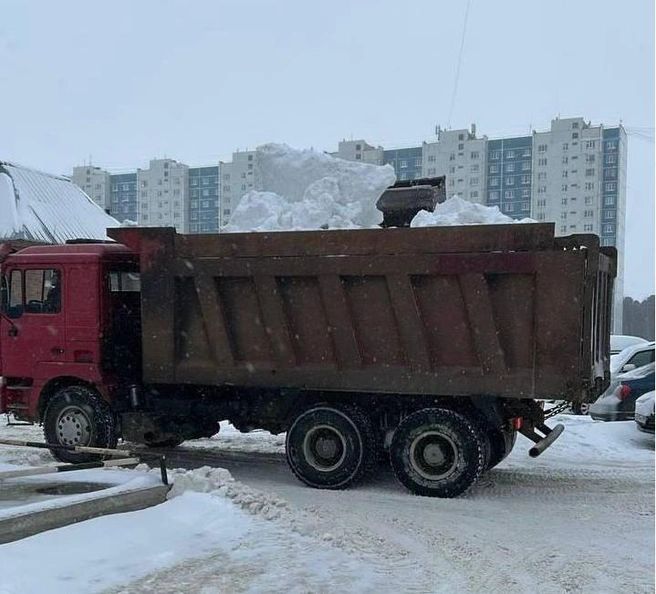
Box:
[108,224,616,403]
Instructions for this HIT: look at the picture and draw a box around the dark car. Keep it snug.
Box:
[590,362,655,422]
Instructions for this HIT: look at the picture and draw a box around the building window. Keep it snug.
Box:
[572,132,579,139]
[584,210,594,217]
[490,178,499,187]
[561,198,568,205]
[604,196,616,206]
[506,150,515,159]
[489,191,500,200]
[585,182,595,191]
[562,143,569,150]
[521,175,530,184]
[470,177,479,186]
[506,177,514,186]
[572,122,579,129]
[522,149,531,157]
[604,224,614,234]
[584,224,593,232]
[490,150,500,160]
[521,162,531,171]
[458,143,464,150]
[562,156,569,165]
[585,168,595,177]
[521,189,530,198]
[586,154,596,163]
[562,171,568,178]
[585,141,596,149]
[561,212,567,220]
[604,211,615,219]
[505,203,515,213]
[606,154,617,164]
[504,190,515,199]
[537,199,546,208]
[470,191,479,198]
[427,155,436,162]
[538,144,548,153]
[585,196,593,204]
[521,202,530,211]
[489,165,499,174]
[505,163,515,173]
[538,158,547,166]
[562,184,568,192]
[538,172,547,180]
[470,151,479,159]
[537,186,546,194]
[470,164,479,173]
[449,153,456,161]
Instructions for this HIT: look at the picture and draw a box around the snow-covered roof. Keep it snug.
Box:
[0,161,119,244]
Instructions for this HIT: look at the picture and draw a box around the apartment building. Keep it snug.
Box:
[332,140,384,165]
[137,159,188,233]
[423,126,487,204]
[189,165,220,233]
[72,166,111,212]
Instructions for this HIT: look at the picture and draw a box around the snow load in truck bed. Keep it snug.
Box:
[223,144,534,232]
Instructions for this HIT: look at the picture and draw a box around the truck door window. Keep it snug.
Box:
[3,270,23,317]
[108,271,140,292]
[24,269,61,314]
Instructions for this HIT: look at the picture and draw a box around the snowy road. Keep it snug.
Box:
[1,414,653,593]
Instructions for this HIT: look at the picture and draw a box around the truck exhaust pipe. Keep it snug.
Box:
[519,422,565,458]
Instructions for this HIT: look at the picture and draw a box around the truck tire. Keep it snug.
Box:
[285,404,375,489]
[43,386,118,463]
[390,408,485,498]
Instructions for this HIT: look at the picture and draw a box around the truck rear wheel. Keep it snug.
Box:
[285,404,375,489]
[390,408,484,498]
[43,386,118,463]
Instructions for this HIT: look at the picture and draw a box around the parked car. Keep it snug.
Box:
[590,362,655,422]
[610,341,655,376]
[634,391,655,433]
[610,334,648,355]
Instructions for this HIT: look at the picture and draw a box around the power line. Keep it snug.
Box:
[447,0,472,129]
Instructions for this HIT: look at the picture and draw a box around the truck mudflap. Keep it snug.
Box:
[519,422,565,458]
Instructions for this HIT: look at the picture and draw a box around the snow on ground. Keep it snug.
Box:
[0,414,653,594]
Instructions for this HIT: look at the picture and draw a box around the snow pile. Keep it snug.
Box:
[411,195,534,227]
[224,143,396,231]
[0,163,119,243]
[166,466,292,522]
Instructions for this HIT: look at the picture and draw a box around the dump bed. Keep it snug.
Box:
[108,223,616,403]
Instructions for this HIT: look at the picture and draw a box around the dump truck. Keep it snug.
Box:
[0,222,616,497]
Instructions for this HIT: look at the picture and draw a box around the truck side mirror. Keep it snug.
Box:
[621,363,636,373]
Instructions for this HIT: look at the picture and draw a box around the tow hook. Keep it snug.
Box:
[519,422,565,458]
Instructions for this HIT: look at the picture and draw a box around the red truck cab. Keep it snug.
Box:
[0,242,140,423]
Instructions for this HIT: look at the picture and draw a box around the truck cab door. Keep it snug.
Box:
[1,267,67,383]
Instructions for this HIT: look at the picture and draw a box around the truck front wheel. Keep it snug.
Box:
[390,408,485,498]
[285,404,375,489]
[43,386,118,463]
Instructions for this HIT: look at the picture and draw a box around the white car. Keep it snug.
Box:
[610,334,648,356]
[635,391,655,433]
[610,341,655,376]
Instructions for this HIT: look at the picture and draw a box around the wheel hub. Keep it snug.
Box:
[56,407,91,446]
[409,431,458,480]
[302,425,347,472]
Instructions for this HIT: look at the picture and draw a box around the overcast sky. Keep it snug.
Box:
[1,0,654,298]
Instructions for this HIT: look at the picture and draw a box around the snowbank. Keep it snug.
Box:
[224,143,396,232]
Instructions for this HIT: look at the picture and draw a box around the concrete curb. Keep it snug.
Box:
[0,483,170,544]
